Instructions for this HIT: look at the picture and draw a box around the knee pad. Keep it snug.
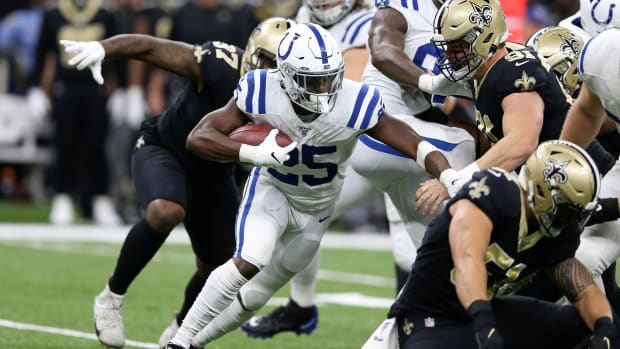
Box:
[276,235,321,274]
[239,270,290,311]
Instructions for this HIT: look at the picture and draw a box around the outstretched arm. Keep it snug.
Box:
[560,83,607,148]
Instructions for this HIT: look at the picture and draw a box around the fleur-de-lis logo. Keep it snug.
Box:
[514,71,537,91]
[468,176,491,199]
[402,318,414,336]
[559,36,580,57]
[193,46,209,63]
[543,159,570,184]
[135,135,145,149]
[469,3,493,28]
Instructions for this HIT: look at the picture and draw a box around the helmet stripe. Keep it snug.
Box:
[306,23,329,64]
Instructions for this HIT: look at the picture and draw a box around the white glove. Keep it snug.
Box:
[60,39,105,85]
[418,73,473,99]
[106,89,126,127]
[126,86,146,129]
[439,162,481,197]
[238,129,297,167]
[26,87,50,124]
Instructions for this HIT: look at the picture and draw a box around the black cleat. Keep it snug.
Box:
[241,299,318,338]
[165,343,199,349]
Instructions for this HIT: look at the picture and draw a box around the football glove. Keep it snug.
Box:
[418,73,473,99]
[589,317,616,349]
[238,129,297,168]
[60,40,105,85]
[467,300,504,349]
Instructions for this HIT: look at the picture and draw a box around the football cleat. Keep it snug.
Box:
[94,285,126,348]
[158,313,180,349]
[241,299,318,338]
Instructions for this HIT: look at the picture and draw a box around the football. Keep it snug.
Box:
[229,123,293,147]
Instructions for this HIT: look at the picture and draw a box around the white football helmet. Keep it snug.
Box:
[304,0,356,27]
[276,23,344,117]
[580,0,620,35]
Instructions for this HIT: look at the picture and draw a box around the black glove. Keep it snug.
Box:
[590,317,617,349]
[467,300,504,349]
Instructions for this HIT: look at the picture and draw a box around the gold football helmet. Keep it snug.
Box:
[432,0,509,81]
[519,140,601,238]
[526,26,584,96]
[241,17,296,76]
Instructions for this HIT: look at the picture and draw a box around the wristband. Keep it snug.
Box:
[416,140,437,170]
[459,162,481,181]
[238,144,257,164]
[418,74,433,94]
[588,198,620,226]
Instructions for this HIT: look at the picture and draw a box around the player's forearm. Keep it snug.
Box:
[574,285,613,330]
[454,256,489,309]
[560,104,603,149]
[371,47,423,88]
[475,136,536,172]
[186,126,241,162]
[101,34,196,79]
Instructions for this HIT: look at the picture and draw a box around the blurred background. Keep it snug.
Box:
[0,0,581,230]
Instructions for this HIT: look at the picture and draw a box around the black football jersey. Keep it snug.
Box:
[388,168,580,321]
[156,41,243,171]
[33,1,115,86]
[474,44,570,146]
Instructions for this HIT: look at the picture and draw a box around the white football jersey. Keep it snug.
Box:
[234,69,385,213]
[579,29,620,131]
[559,13,593,41]
[295,6,375,52]
[362,0,439,116]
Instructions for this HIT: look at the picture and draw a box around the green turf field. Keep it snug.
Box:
[0,237,395,349]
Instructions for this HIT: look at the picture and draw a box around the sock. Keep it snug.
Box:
[177,271,207,324]
[172,259,248,347]
[108,219,167,294]
[290,251,319,307]
[191,296,254,347]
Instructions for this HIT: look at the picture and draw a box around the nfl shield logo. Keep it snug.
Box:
[424,317,435,328]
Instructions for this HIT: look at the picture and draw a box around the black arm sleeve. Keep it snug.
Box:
[587,198,620,226]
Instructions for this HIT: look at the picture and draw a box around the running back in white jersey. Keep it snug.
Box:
[234,69,385,213]
[579,29,620,128]
[296,6,375,52]
[362,0,439,116]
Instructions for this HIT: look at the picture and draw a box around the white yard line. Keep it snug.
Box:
[0,319,158,348]
[0,224,392,251]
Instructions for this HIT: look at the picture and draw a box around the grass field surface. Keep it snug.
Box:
[0,225,396,349]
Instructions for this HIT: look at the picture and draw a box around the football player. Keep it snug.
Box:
[416,0,615,208]
[165,23,460,349]
[560,1,620,312]
[60,17,294,349]
[369,140,618,349]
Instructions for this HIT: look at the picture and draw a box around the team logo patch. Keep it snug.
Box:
[543,159,570,184]
[402,318,414,335]
[469,3,493,28]
[193,46,209,63]
[424,317,435,328]
[135,135,145,149]
[514,71,537,91]
[468,176,491,199]
[560,36,580,56]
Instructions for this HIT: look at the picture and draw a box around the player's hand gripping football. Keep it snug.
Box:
[468,300,504,349]
[418,73,473,99]
[238,129,297,168]
[589,317,616,349]
[60,40,105,85]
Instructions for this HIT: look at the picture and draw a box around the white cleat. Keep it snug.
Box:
[94,284,126,348]
[93,195,122,226]
[49,194,74,225]
[158,313,180,349]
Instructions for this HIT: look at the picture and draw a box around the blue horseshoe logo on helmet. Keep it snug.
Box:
[591,0,616,25]
[278,32,299,60]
